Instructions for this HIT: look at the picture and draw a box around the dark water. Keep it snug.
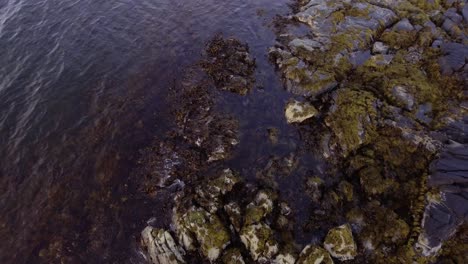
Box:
[0,0,317,263]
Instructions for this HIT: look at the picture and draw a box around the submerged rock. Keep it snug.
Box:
[285,100,318,124]
[324,224,357,261]
[141,227,185,264]
[202,35,256,95]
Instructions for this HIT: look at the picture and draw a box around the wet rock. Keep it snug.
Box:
[325,89,379,157]
[174,206,231,261]
[324,224,357,261]
[222,248,245,264]
[418,142,468,256]
[195,168,240,213]
[141,227,185,264]
[289,38,323,53]
[285,100,318,124]
[224,202,243,232]
[438,42,468,75]
[245,190,276,225]
[372,42,389,54]
[240,222,279,261]
[202,35,256,95]
[297,245,333,264]
[274,253,296,264]
[392,85,415,110]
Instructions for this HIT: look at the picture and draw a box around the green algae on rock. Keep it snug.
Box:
[297,245,334,264]
[240,222,279,261]
[174,206,231,261]
[244,190,276,225]
[324,88,379,157]
[195,168,240,213]
[324,224,357,261]
[221,248,246,264]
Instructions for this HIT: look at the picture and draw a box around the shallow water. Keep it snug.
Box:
[0,0,314,262]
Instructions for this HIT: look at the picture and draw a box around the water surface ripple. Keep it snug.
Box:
[0,0,293,262]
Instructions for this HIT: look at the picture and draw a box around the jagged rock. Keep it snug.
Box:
[240,222,279,261]
[245,190,276,225]
[297,245,334,264]
[285,100,318,124]
[224,202,243,232]
[195,168,240,213]
[324,224,357,261]
[141,227,185,264]
[417,142,468,256]
[174,206,231,261]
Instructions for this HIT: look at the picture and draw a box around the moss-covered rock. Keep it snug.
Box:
[325,88,379,157]
[324,224,357,261]
[285,100,318,124]
[195,168,240,213]
[244,190,276,225]
[297,245,334,264]
[240,222,279,261]
[174,206,230,261]
[221,248,245,264]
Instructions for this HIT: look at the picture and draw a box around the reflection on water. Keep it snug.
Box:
[0,0,295,262]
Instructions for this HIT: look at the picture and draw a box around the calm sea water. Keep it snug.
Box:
[0,0,307,262]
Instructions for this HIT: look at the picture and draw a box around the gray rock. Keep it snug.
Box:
[392,85,414,111]
[438,42,468,75]
[442,18,464,38]
[393,18,414,31]
[417,142,468,256]
[349,50,372,67]
[416,103,433,124]
[141,227,186,264]
[289,38,323,53]
[463,4,468,23]
[444,8,463,24]
[372,42,389,54]
[429,142,468,186]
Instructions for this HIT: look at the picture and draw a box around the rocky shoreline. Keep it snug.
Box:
[137,1,466,263]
